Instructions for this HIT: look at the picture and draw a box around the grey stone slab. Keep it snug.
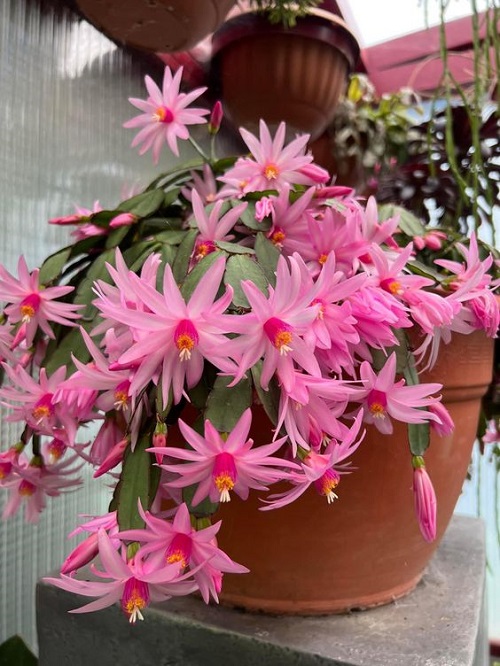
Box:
[37,515,487,666]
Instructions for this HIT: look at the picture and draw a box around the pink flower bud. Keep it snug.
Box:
[109,212,138,229]
[208,101,223,134]
[429,402,454,437]
[297,163,329,184]
[412,458,437,542]
[60,532,99,575]
[94,437,129,478]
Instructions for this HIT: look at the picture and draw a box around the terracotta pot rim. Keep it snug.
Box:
[211,11,360,71]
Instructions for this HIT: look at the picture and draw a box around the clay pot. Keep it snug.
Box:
[76,0,236,53]
[211,10,359,140]
[213,329,493,614]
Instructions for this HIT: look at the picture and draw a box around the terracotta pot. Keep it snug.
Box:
[212,329,494,614]
[76,0,236,53]
[211,10,359,140]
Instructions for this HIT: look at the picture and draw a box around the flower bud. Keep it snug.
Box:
[412,457,437,542]
[109,212,138,229]
[208,101,223,135]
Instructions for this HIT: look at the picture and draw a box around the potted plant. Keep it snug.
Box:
[210,3,359,140]
[74,0,237,53]
[0,65,497,621]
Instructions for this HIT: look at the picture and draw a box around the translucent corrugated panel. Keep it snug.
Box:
[0,0,170,650]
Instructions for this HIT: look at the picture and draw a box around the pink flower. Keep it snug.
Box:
[45,529,198,622]
[109,212,138,229]
[48,200,102,226]
[190,190,247,263]
[218,120,327,194]
[124,66,209,162]
[356,353,443,435]
[412,458,437,542]
[153,408,295,505]
[61,512,119,575]
[262,411,365,510]
[181,164,218,204]
[220,255,321,392]
[94,252,234,406]
[0,257,81,346]
[119,502,248,603]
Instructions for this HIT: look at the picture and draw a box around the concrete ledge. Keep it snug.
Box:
[37,515,487,666]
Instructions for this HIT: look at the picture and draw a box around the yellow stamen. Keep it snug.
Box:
[125,592,147,624]
[114,391,129,410]
[271,230,286,246]
[274,330,293,355]
[318,253,328,265]
[33,405,51,422]
[264,163,279,180]
[214,474,235,503]
[369,403,386,418]
[20,304,35,322]
[166,550,188,569]
[176,334,196,361]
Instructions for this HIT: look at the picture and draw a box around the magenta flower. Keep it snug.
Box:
[356,352,443,435]
[218,120,327,194]
[412,458,437,542]
[119,502,248,603]
[124,66,209,162]
[0,256,81,347]
[152,408,295,506]
[45,529,198,622]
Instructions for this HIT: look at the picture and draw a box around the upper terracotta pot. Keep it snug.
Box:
[76,0,236,52]
[211,9,360,140]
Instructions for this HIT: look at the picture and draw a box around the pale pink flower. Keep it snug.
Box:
[2,453,82,523]
[218,120,327,194]
[190,190,247,263]
[153,408,295,506]
[45,529,198,622]
[428,401,454,437]
[356,352,443,435]
[119,502,248,603]
[94,252,234,406]
[0,365,80,445]
[181,164,218,204]
[265,184,315,255]
[220,255,321,392]
[124,66,209,162]
[412,459,437,542]
[482,419,500,445]
[262,411,365,510]
[0,257,81,346]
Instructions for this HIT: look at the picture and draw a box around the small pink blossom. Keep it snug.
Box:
[124,66,209,162]
[152,408,296,506]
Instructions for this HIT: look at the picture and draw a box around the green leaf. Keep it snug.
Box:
[105,225,130,249]
[215,241,255,255]
[407,259,444,283]
[235,201,271,231]
[73,247,116,319]
[205,376,253,432]
[117,189,165,218]
[254,233,279,286]
[180,251,225,302]
[370,330,409,375]
[0,636,37,666]
[378,204,426,237]
[38,246,72,285]
[408,422,430,456]
[172,229,198,283]
[43,324,91,376]
[251,362,280,426]
[122,240,161,272]
[141,217,184,233]
[163,187,181,208]
[224,255,269,308]
[152,229,187,245]
[182,484,219,517]
[115,434,158,531]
